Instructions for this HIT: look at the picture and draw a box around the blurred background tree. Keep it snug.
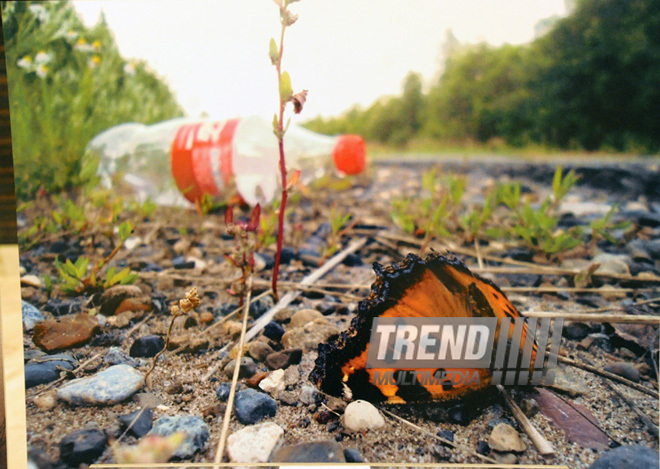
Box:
[2,1,183,200]
[305,0,660,154]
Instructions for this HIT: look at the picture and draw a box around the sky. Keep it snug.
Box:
[72,0,568,122]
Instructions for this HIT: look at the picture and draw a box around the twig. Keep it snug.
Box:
[474,238,484,270]
[243,238,367,344]
[604,380,658,438]
[31,351,105,396]
[214,275,253,464]
[381,408,500,464]
[557,355,658,398]
[497,385,554,455]
[525,311,660,325]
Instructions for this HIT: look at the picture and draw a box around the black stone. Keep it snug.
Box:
[129,335,165,358]
[280,247,295,264]
[476,440,490,455]
[344,448,363,463]
[589,444,659,469]
[49,240,68,254]
[342,253,364,267]
[172,256,195,269]
[43,297,83,317]
[24,354,77,389]
[59,429,108,465]
[437,429,454,445]
[447,403,471,425]
[216,382,242,402]
[119,407,153,438]
[563,322,592,341]
[250,295,274,318]
[263,321,285,341]
[234,388,278,425]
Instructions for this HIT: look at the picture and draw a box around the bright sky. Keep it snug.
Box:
[72,0,567,122]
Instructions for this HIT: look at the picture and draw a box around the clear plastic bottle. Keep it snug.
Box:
[86,115,366,207]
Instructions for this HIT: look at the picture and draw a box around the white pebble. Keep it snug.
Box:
[343,399,385,432]
[259,369,285,394]
[227,422,283,463]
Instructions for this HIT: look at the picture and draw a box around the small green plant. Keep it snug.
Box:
[323,203,355,258]
[588,205,632,248]
[54,221,137,294]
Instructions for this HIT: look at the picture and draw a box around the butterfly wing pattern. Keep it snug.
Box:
[309,251,536,404]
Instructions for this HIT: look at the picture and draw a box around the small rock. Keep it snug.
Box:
[148,415,210,459]
[223,320,244,338]
[266,348,302,370]
[281,319,339,350]
[563,322,592,341]
[24,353,77,388]
[104,346,139,367]
[589,444,659,469]
[216,382,242,401]
[32,313,100,352]
[520,398,540,418]
[493,452,518,464]
[343,448,364,462]
[290,309,325,328]
[592,253,631,276]
[234,388,278,425]
[33,391,57,411]
[224,357,257,379]
[259,369,286,394]
[105,311,136,328]
[476,440,490,455]
[199,311,214,324]
[271,440,346,463]
[44,297,84,317]
[59,429,107,465]
[263,321,285,341]
[603,362,641,383]
[448,403,471,425]
[99,285,151,316]
[489,423,527,452]
[227,422,283,463]
[437,429,454,444]
[57,364,144,405]
[344,399,385,432]
[172,256,195,269]
[130,335,165,358]
[280,247,295,264]
[21,274,42,288]
[22,301,45,331]
[432,444,451,461]
[279,391,298,406]
[550,365,590,396]
[118,407,153,438]
[300,385,319,405]
[248,341,274,362]
[342,253,363,267]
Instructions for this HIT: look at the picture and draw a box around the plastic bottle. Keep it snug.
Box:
[86,115,366,207]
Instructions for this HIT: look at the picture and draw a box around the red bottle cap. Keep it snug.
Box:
[332,135,366,175]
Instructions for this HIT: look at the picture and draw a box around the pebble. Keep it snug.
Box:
[99,284,151,316]
[488,423,527,452]
[226,422,283,463]
[279,391,298,406]
[592,253,631,275]
[476,440,490,455]
[119,407,153,438]
[216,382,241,402]
[130,335,165,358]
[603,362,641,383]
[290,309,325,328]
[24,353,77,389]
[550,366,590,396]
[343,400,385,432]
[280,247,295,264]
[589,444,659,469]
[234,388,278,425]
[172,256,195,269]
[148,415,210,459]
[266,348,302,370]
[22,300,45,331]
[271,440,346,463]
[199,311,214,324]
[281,319,340,350]
[32,313,100,351]
[342,253,363,267]
[263,321,285,341]
[343,447,364,462]
[59,429,107,465]
[493,452,518,464]
[44,296,84,316]
[33,391,57,411]
[57,364,144,406]
[247,371,269,388]
[259,369,286,394]
[520,398,540,418]
[437,429,454,444]
[300,385,319,405]
[21,274,42,288]
[250,295,274,318]
[563,321,592,340]
[104,346,139,367]
[223,357,257,379]
[248,341,275,362]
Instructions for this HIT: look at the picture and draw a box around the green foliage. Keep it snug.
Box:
[304,0,660,153]
[323,204,353,258]
[3,1,184,200]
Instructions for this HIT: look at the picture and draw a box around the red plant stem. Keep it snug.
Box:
[272,19,287,300]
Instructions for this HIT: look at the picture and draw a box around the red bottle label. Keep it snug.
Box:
[171,119,240,203]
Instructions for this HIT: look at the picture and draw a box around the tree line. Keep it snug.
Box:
[304,0,660,153]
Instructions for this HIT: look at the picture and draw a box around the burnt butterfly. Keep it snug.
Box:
[309,251,536,404]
